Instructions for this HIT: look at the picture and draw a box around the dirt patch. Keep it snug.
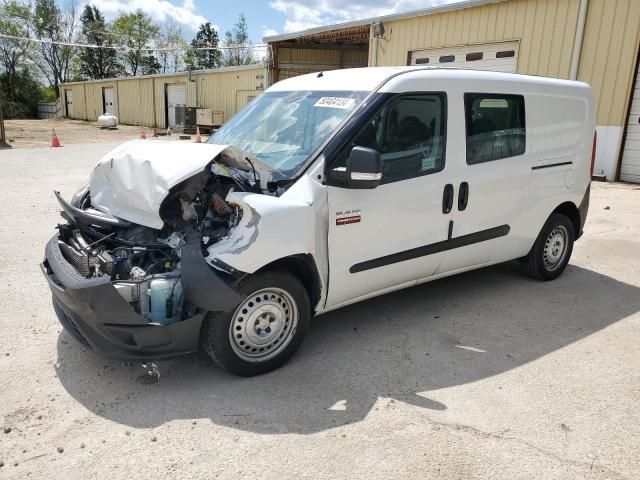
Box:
[3,118,165,149]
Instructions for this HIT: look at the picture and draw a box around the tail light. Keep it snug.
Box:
[590,131,597,178]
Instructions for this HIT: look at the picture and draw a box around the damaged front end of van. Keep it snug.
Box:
[41,139,318,361]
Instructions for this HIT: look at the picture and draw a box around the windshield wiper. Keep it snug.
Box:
[244,157,260,188]
[266,178,296,193]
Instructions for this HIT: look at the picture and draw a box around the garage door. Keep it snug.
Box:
[620,62,640,183]
[410,41,519,73]
[103,87,115,115]
[166,83,186,128]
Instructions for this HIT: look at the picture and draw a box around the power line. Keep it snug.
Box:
[0,33,268,52]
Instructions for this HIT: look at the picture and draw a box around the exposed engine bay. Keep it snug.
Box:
[53,146,280,327]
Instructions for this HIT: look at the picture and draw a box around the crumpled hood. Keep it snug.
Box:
[89,140,272,229]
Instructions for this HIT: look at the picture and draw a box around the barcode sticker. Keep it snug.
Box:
[422,157,436,170]
[314,97,356,109]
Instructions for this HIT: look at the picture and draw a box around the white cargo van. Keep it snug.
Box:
[43,67,595,376]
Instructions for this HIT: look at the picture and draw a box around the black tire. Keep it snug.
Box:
[519,213,575,281]
[201,270,311,376]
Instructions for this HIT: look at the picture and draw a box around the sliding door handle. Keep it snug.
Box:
[458,182,469,211]
[442,184,454,214]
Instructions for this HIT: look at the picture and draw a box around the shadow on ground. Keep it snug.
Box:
[55,263,640,434]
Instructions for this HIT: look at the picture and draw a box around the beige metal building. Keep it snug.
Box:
[60,64,265,130]
[265,0,640,182]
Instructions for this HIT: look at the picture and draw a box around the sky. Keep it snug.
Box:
[86,0,458,43]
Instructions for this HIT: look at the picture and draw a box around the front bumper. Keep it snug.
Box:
[42,235,205,361]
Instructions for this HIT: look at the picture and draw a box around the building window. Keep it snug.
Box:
[466,52,483,61]
[415,57,429,64]
[496,50,515,58]
[439,55,455,63]
[464,93,525,164]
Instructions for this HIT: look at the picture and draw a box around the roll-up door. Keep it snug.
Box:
[410,41,519,73]
[166,83,186,128]
[620,61,640,183]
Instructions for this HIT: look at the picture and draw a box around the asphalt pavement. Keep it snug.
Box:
[0,143,638,479]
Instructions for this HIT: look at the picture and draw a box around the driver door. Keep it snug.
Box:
[325,92,452,309]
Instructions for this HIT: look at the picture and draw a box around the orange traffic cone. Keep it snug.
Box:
[51,129,61,148]
[140,129,146,140]
[194,126,201,143]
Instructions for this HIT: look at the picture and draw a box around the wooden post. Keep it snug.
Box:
[0,102,6,146]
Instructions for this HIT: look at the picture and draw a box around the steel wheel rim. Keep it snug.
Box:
[543,225,569,271]
[229,287,298,363]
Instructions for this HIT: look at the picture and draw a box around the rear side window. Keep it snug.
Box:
[464,93,525,164]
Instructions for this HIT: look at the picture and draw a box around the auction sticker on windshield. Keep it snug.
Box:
[314,97,357,109]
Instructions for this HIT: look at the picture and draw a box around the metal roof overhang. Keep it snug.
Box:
[263,0,511,43]
[269,24,370,49]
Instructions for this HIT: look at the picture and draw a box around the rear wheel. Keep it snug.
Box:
[201,271,311,376]
[519,213,575,281]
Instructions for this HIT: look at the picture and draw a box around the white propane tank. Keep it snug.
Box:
[148,278,183,325]
[97,114,118,128]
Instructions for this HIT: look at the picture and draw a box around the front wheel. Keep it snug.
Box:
[201,271,311,376]
[519,213,575,281]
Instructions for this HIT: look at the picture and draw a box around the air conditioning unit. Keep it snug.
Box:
[174,105,187,127]
[196,108,224,127]
[212,109,224,126]
[185,107,197,128]
[196,108,212,126]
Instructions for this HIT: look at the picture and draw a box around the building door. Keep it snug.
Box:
[620,61,640,182]
[409,41,519,73]
[236,90,262,113]
[65,90,73,117]
[103,87,115,115]
[166,83,186,128]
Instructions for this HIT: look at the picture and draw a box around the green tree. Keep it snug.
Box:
[0,1,32,102]
[140,53,161,75]
[190,22,220,70]
[221,13,255,66]
[30,0,79,96]
[184,45,196,70]
[77,4,119,79]
[0,68,41,118]
[112,10,160,76]
[158,19,186,73]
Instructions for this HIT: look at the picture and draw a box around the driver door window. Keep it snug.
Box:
[340,93,447,183]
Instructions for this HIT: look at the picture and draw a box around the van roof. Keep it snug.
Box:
[267,66,591,93]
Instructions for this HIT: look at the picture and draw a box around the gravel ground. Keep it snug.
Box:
[2,119,194,149]
[0,143,639,479]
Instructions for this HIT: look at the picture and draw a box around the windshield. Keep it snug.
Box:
[207,90,368,178]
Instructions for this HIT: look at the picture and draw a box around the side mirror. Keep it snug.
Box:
[345,146,382,189]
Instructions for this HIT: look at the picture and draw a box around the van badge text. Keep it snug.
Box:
[336,209,361,226]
